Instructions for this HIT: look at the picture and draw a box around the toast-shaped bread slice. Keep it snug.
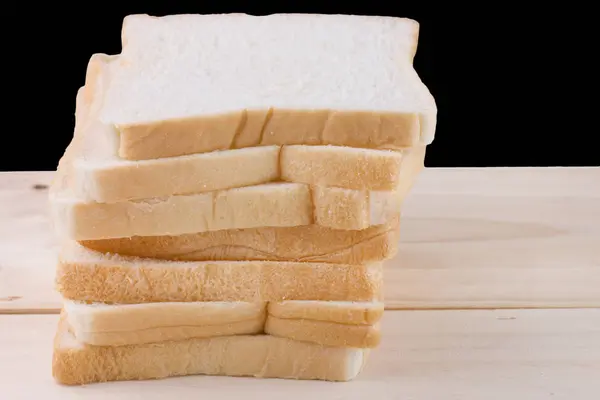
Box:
[81,13,436,161]
[57,242,383,304]
[79,221,400,264]
[57,77,426,203]
[53,312,370,385]
[64,300,383,347]
[63,300,267,346]
[53,181,406,240]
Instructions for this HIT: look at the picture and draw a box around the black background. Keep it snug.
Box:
[3,3,593,171]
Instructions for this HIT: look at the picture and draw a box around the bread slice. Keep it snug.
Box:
[64,300,383,347]
[64,300,267,346]
[81,13,436,162]
[57,242,383,304]
[53,178,413,240]
[53,312,370,385]
[65,58,428,203]
[78,221,400,264]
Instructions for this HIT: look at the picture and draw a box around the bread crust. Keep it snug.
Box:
[268,301,384,325]
[64,300,384,347]
[118,108,423,161]
[266,317,381,348]
[53,312,370,385]
[103,14,434,161]
[78,221,400,263]
[56,243,384,304]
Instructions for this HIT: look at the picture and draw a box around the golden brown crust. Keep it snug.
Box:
[56,244,384,304]
[266,317,381,348]
[64,299,383,347]
[53,311,370,385]
[78,222,399,264]
[119,108,422,161]
[268,301,384,325]
[70,317,266,347]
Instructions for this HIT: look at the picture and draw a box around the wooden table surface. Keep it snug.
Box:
[1,167,599,399]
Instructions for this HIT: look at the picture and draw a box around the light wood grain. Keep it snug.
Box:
[0,172,58,313]
[1,168,599,313]
[1,309,598,400]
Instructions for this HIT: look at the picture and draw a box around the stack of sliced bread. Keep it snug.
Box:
[49,13,436,385]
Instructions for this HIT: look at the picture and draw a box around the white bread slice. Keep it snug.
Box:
[53,312,369,385]
[78,221,399,264]
[64,300,383,347]
[57,242,383,304]
[63,300,267,346]
[64,143,423,204]
[52,182,409,241]
[82,13,436,161]
[52,183,405,240]
[60,50,428,203]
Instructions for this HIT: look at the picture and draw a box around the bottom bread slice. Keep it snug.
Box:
[53,313,370,385]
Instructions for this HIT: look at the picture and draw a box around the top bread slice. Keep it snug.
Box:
[85,13,436,161]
